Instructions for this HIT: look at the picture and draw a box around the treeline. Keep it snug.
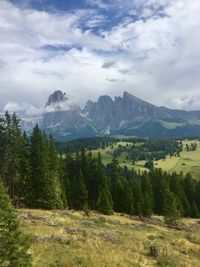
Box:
[56,137,119,153]
[113,139,182,162]
[0,113,199,220]
[0,112,65,209]
[185,142,198,151]
[63,152,200,219]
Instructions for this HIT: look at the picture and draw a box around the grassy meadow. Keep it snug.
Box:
[155,140,200,179]
[90,140,200,179]
[20,209,200,267]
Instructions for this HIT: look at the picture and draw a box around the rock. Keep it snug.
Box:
[150,246,159,258]
[99,230,119,243]
[35,236,50,242]
[80,220,95,226]
[53,237,70,245]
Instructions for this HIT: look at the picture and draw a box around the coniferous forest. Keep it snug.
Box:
[0,112,199,221]
[1,112,200,266]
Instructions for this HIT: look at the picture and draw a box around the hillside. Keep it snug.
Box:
[90,139,200,180]
[21,209,200,267]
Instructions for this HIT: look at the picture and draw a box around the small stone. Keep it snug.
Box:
[150,245,159,259]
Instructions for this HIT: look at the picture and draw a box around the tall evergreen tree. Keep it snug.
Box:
[16,131,31,206]
[29,125,64,209]
[3,112,23,204]
[143,191,153,217]
[97,175,113,215]
[163,189,182,226]
[0,178,31,266]
[72,171,88,210]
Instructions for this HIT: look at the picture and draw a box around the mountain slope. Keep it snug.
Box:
[21,90,200,140]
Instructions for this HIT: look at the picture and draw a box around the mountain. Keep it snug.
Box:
[42,91,97,140]
[21,90,200,140]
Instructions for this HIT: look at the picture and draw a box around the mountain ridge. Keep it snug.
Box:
[20,90,200,140]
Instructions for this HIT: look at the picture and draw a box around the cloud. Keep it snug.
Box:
[0,0,200,112]
[86,0,111,10]
[4,102,42,116]
[106,78,126,83]
[168,96,200,111]
[102,61,116,68]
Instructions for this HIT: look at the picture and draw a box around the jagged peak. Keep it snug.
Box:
[123,91,156,107]
[98,95,113,103]
[45,90,68,107]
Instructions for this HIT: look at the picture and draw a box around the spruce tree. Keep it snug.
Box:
[17,131,31,206]
[163,189,182,226]
[72,171,88,210]
[0,178,31,266]
[30,125,64,209]
[132,178,143,215]
[143,191,153,217]
[97,176,113,215]
[63,145,74,208]
[190,202,200,218]
[4,112,23,205]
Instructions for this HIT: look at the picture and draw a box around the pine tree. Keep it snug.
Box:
[17,131,31,206]
[97,176,113,215]
[141,174,153,216]
[132,178,143,215]
[72,171,88,210]
[4,112,23,205]
[29,125,64,209]
[143,191,153,217]
[0,117,5,178]
[46,135,65,209]
[0,178,31,266]
[163,189,182,226]
[63,145,74,208]
[190,202,200,218]
[87,152,104,210]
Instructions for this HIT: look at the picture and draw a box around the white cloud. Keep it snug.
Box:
[168,95,200,111]
[0,0,200,112]
[4,102,42,116]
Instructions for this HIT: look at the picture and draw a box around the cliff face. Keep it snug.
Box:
[21,90,200,141]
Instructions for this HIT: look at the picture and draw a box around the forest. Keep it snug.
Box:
[0,112,200,266]
[0,112,199,220]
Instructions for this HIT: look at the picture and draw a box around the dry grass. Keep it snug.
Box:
[18,209,200,267]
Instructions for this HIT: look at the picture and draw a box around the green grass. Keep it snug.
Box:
[155,140,200,179]
[90,140,200,179]
[20,209,200,267]
[90,141,133,166]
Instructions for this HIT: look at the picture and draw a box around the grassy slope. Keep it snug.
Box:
[21,209,200,267]
[155,140,200,179]
[90,140,200,179]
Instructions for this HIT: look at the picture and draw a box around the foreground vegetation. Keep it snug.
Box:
[0,113,200,266]
[21,208,200,267]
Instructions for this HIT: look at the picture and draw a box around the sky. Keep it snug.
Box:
[1,0,200,115]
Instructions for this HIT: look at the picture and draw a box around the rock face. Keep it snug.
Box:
[81,91,200,136]
[82,91,163,133]
[41,91,97,140]
[45,90,68,107]
[21,90,200,140]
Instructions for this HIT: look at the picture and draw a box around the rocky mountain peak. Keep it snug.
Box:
[122,91,155,108]
[45,90,68,107]
[123,91,133,99]
[98,95,113,104]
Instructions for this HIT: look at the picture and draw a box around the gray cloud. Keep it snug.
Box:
[0,0,200,112]
[102,61,116,68]
[106,78,126,83]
